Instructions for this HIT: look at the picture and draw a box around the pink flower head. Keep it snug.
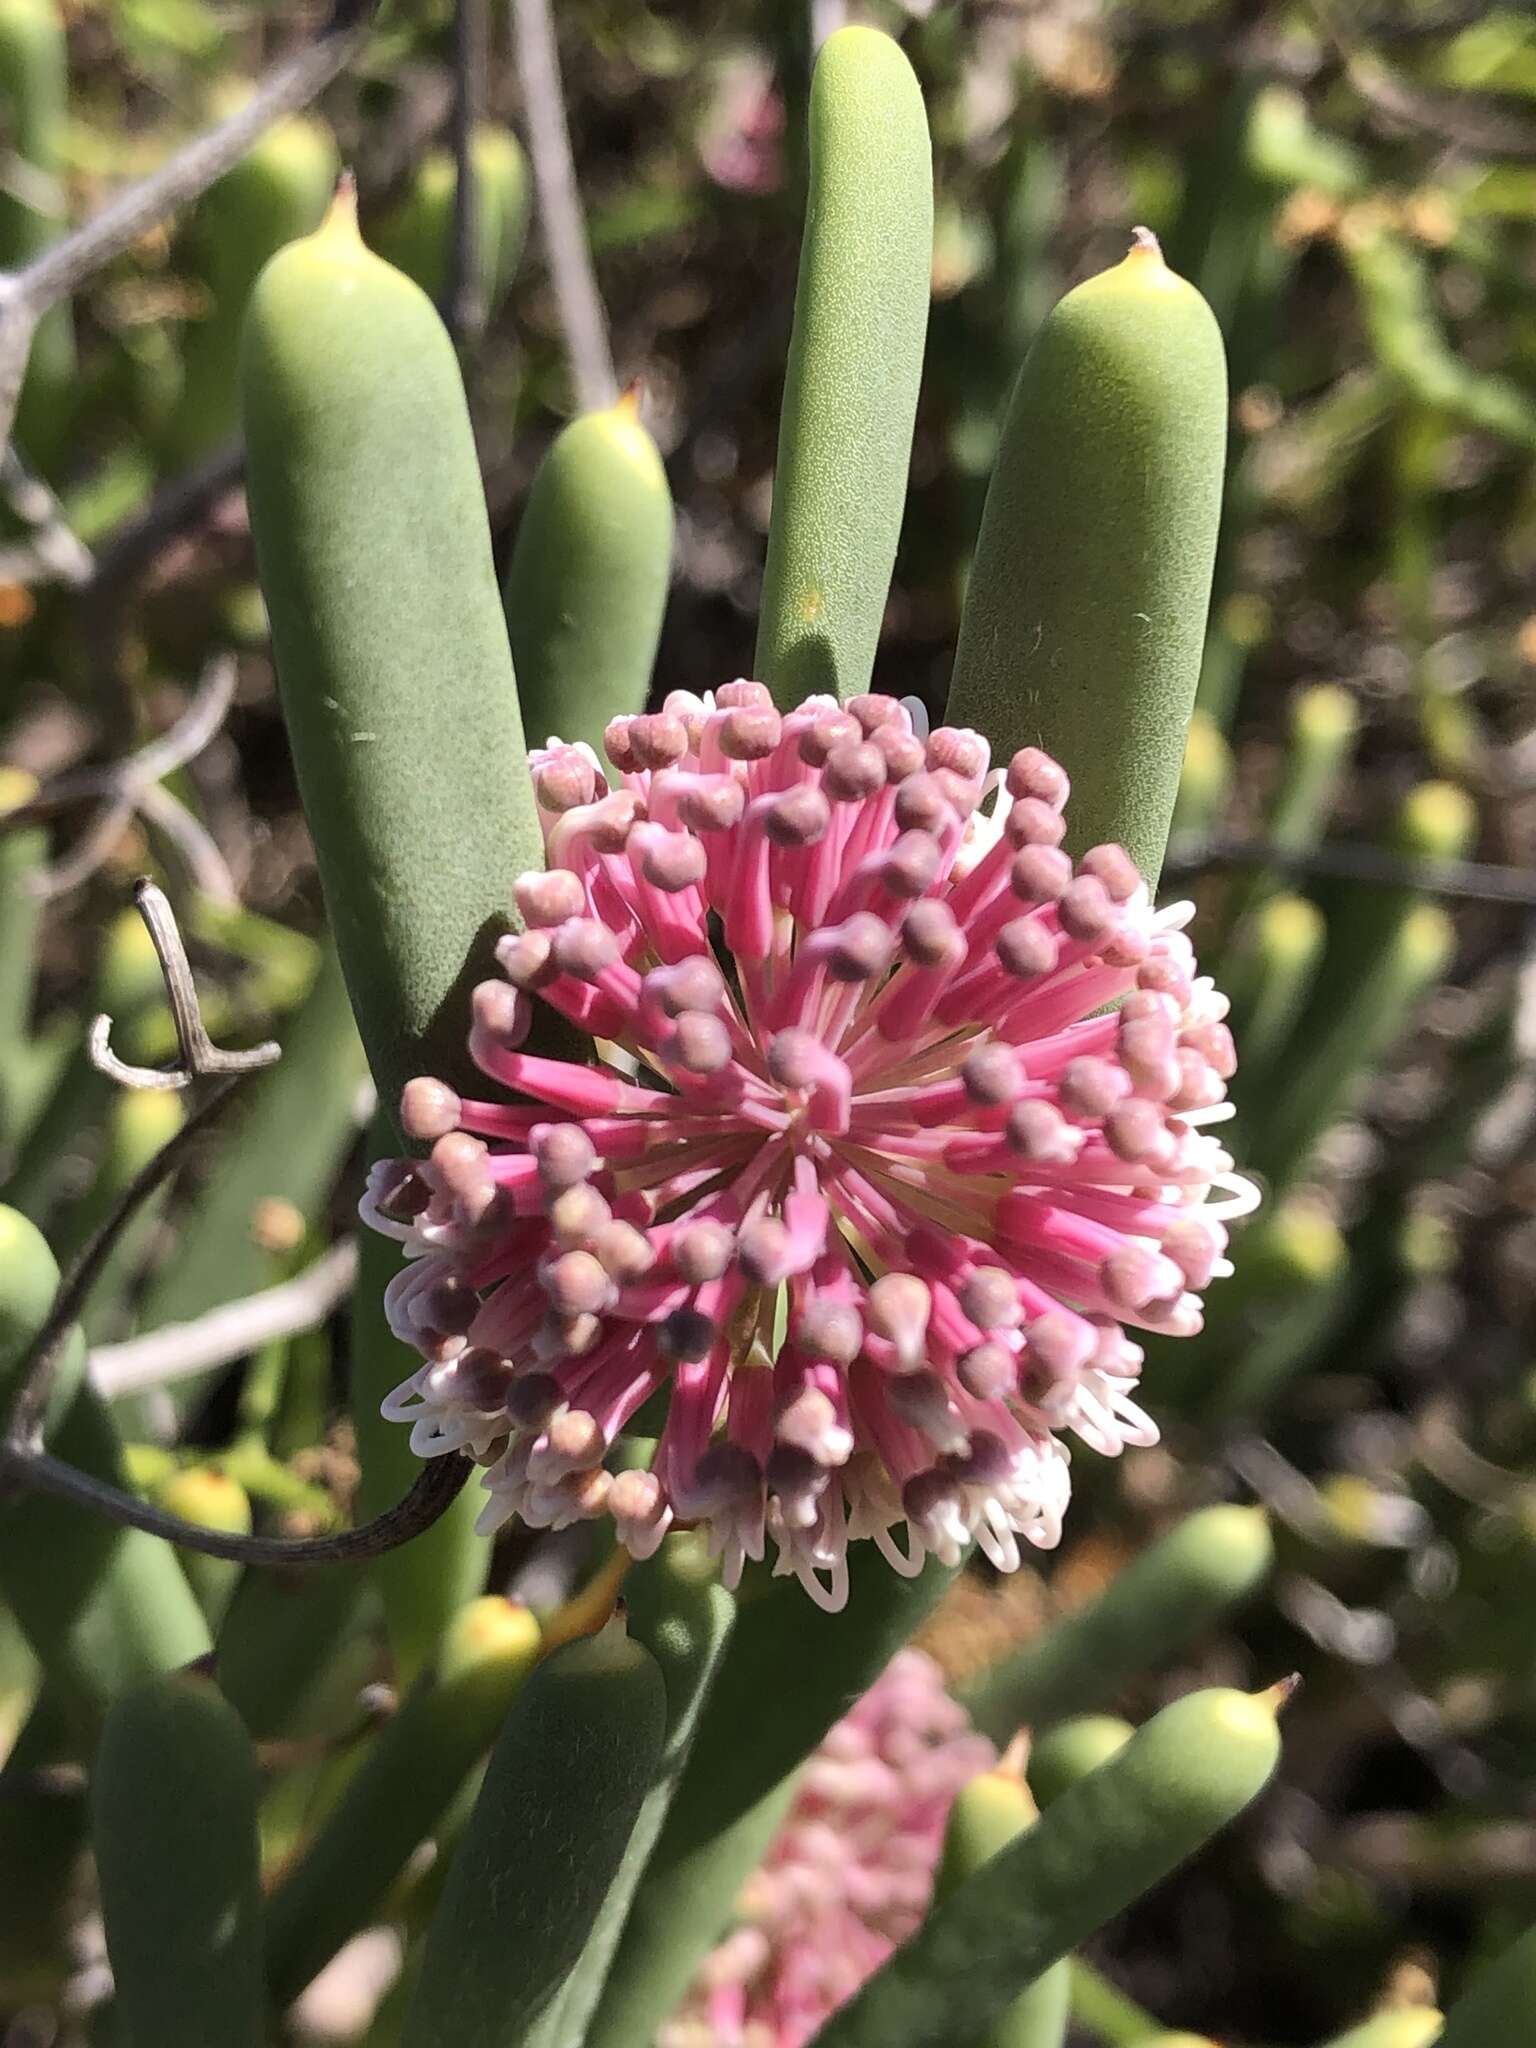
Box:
[698,52,785,195]
[662,1648,996,2048]
[364,684,1256,1609]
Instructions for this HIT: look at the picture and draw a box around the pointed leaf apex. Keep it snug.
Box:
[321,169,361,242]
[1257,1671,1303,1716]
[997,1729,1031,1781]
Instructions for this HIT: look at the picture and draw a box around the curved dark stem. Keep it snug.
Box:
[2,1075,247,1454]
[4,1444,472,1564]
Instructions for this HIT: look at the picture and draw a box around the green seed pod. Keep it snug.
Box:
[265,1595,542,2004]
[137,944,364,1342]
[93,1669,264,2048]
[370,128,530,321]
[150,1466,251,1628]
[504,392,674,762]
[814,1685,1285,2048]
[938,1760,1070,2048]
[243,188,543,1115]
[527,1535,735,2048]
[1223,893,1327,1091]
[585,1551,955,2047]
[1435,1924,1536,2048]
[403,1620,667,2046]
[0,1199,68,1419]
[947,230,1226,885]
[1325,2013,1443,2048]
[1027,1715,1134,1811]
[961,1506,1272,1744]
[0,0,74,469]
[0,1209,210,1736]
[1169,711,1231,843]
[1248,902,1456,1192]
[755,25,932,710]
[164,108,338,468]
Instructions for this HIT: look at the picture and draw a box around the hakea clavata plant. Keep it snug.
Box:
[662,1648,995,2048]
[362,684,1258,1610]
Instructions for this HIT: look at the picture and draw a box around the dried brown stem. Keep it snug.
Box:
[511,0,617,412]
[6,1442,471,1564]
[2,1075,247,1454]
[89,878,279,1089]
[90,1240,359,1398]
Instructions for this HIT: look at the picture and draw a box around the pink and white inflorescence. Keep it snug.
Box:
[364,684,1257,1610]
[660,1648,995,2048]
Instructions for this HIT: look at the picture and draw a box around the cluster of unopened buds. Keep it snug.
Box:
[364,684,1257,1609]
[661,1648,995,2047]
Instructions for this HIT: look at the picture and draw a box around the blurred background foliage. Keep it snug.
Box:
[4,0,1536,2043]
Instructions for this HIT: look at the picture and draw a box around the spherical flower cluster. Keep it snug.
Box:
[661,1648,996,2048]
[364,684,1256,1609]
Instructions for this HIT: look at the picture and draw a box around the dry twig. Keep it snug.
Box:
[0,447,93,587]
[90,1239,359,1398]
[511,0,617,411]
[0,0,377,454]
[88,875,279,1088]
[0,881,471,1566]
[2,656,239,898]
